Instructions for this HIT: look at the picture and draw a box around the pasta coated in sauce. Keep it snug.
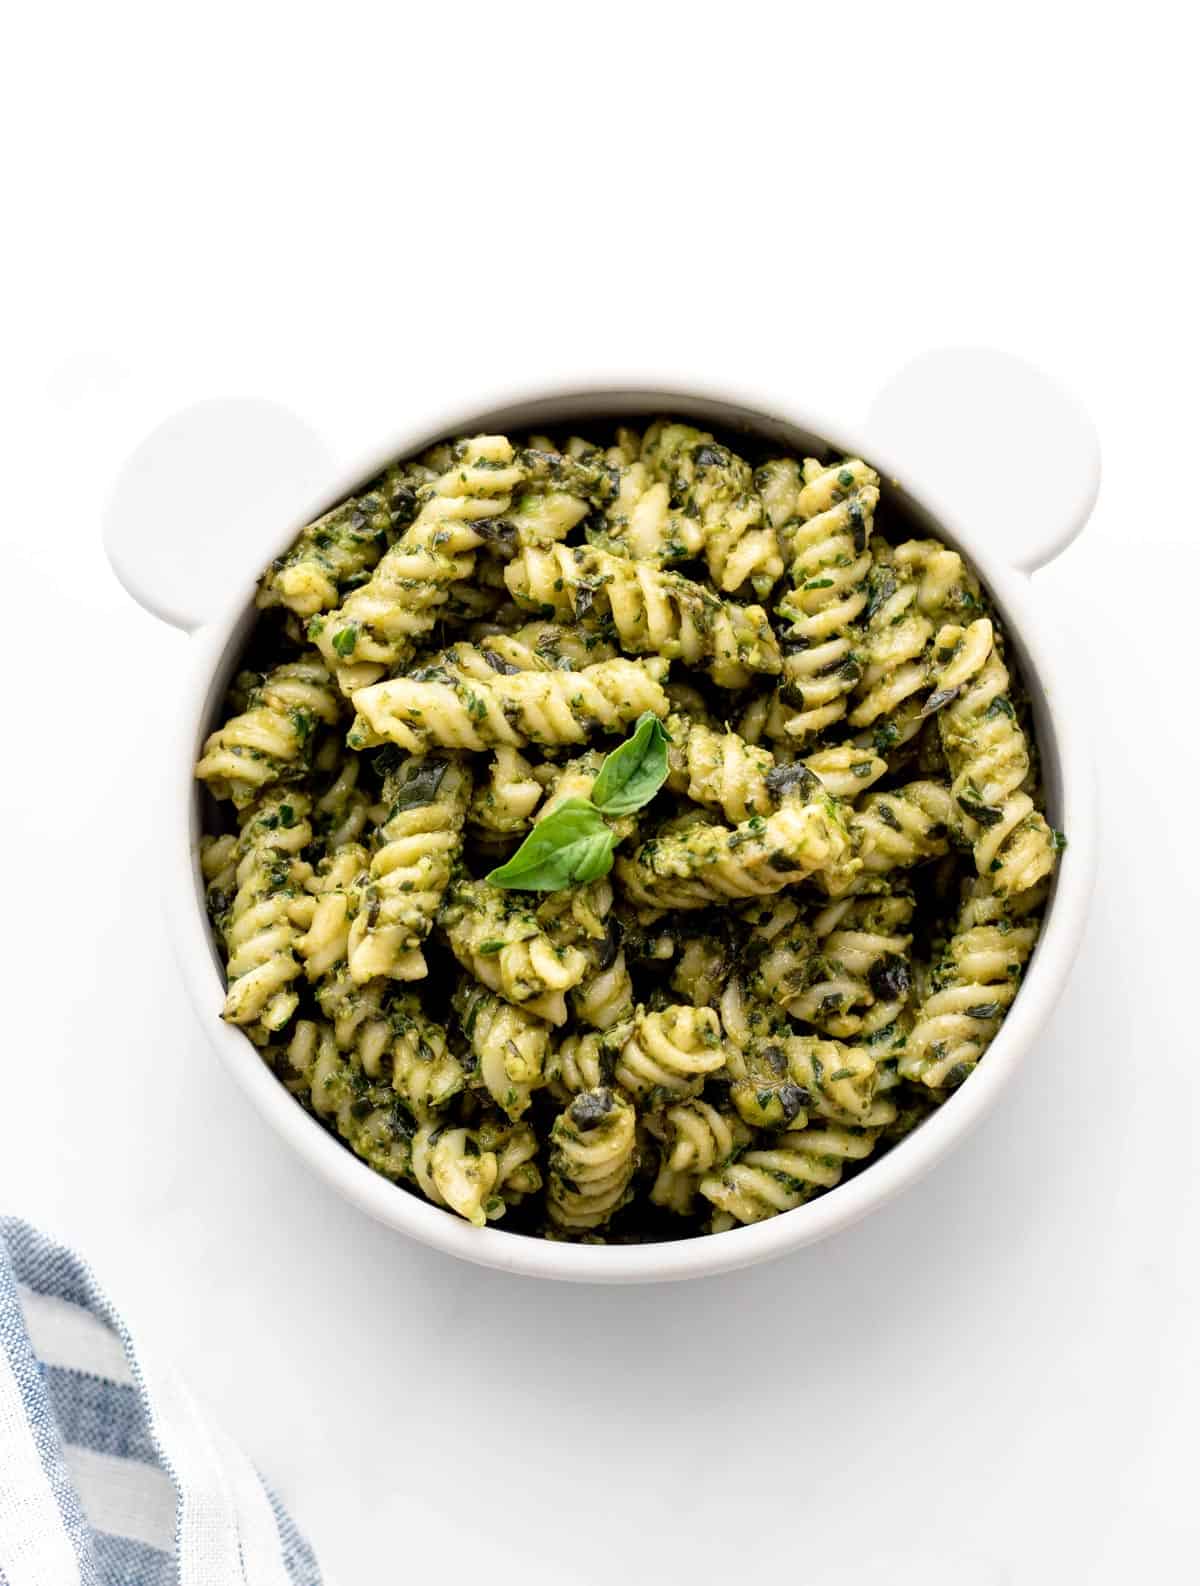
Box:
[196,419,1060,1240]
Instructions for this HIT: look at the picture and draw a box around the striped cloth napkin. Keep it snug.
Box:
[0,1218,322,1585]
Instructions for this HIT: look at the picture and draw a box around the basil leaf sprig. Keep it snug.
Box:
[486,712,671,892]
[484,798,614,890]
[589,711,673,815]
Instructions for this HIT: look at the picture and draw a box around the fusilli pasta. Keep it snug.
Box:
[616,793,851,910]
[902,879,1045,1089]
[929,619,1057,896]
[641,420,784,595]
[218,792,315,1039]
[699,1123,881,1225]
[504,542,781,687]
[347,654,669,754]
[440,878,588,1025]
[310,435,524,691]
[256,474,410,618]
[547,1088,638,1230]
[772,456,879,744]
[613,1004,728,1102]
[196,658,341,809]
[453,981,550,1121]
[345,755,472,983]
[198,415,1060,1240]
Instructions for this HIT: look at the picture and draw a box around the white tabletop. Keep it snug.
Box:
[4,7,1197,1581]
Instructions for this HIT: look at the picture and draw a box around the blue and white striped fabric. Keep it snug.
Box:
[0,1219,322,1586]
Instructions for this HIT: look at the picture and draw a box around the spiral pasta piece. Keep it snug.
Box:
[572,945,635,1030]
[440,879,588,1025]
[296,843,367,982]
[849,538,982,746]
[428,638,546,684]
[256,472,414,618]
[613,1004,728,1102]
[411,1124,501,1227]
[486,484,590,552]
[648,1098,752,1216]
[487,620,620,670]
[546,1026,623,1102]
[668,928,736,1008]
[664,711,776,823]
[219,792,315,1038]
[348,654,669,754]
[600,458,703,564]
[594,426,642,467]
[310,968,386,1060]
[547,1088,638,1230]
[641,420,783,595]
[929,619,1056,897]
[754,458,804,540]
[723,1035,809,1131]
[453,981,550,1121]
[657,1098,751,1175]
[311,436,525,689]
[300,971,464,1118]
[737,895,817,1017]
[847,561,931,745]
[468,747,543,836]
[504,543,781,688]
[534,878,614,951]
[715,975,814,1129]
[714,976,894,1131]
[286,1019,414,1182]
[345,755,472,983]
[699,1122,881,1224]
[616,794,851,911]
[818,780,957,896]
[801,745,889,800]
[902,879,1045,1089]
[772,456,879,743]
[766,1036,896,1127]
[195,656,341,808]
[648,1163,700,1215]
[534,748,601,814]
[517,444,620,511]
[389,1004,469,1118]
[894,538,984,620]
[787,891,915,1038]
[536,880,635,1031]
[200,832,239,919]
[477,1114,543,1206]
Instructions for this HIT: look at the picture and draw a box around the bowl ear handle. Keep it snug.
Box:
[102,399,337,632]
[863,349,1100,576]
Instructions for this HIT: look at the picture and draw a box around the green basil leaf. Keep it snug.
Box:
[486,799,616,891]
[590,712,671,817]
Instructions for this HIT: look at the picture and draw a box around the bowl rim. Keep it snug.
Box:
[167,377,1097,1283]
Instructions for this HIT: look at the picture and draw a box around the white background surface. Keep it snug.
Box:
[3,4,1197,1582]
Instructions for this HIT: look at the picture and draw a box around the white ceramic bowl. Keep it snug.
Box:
[104,351,1100,1283]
